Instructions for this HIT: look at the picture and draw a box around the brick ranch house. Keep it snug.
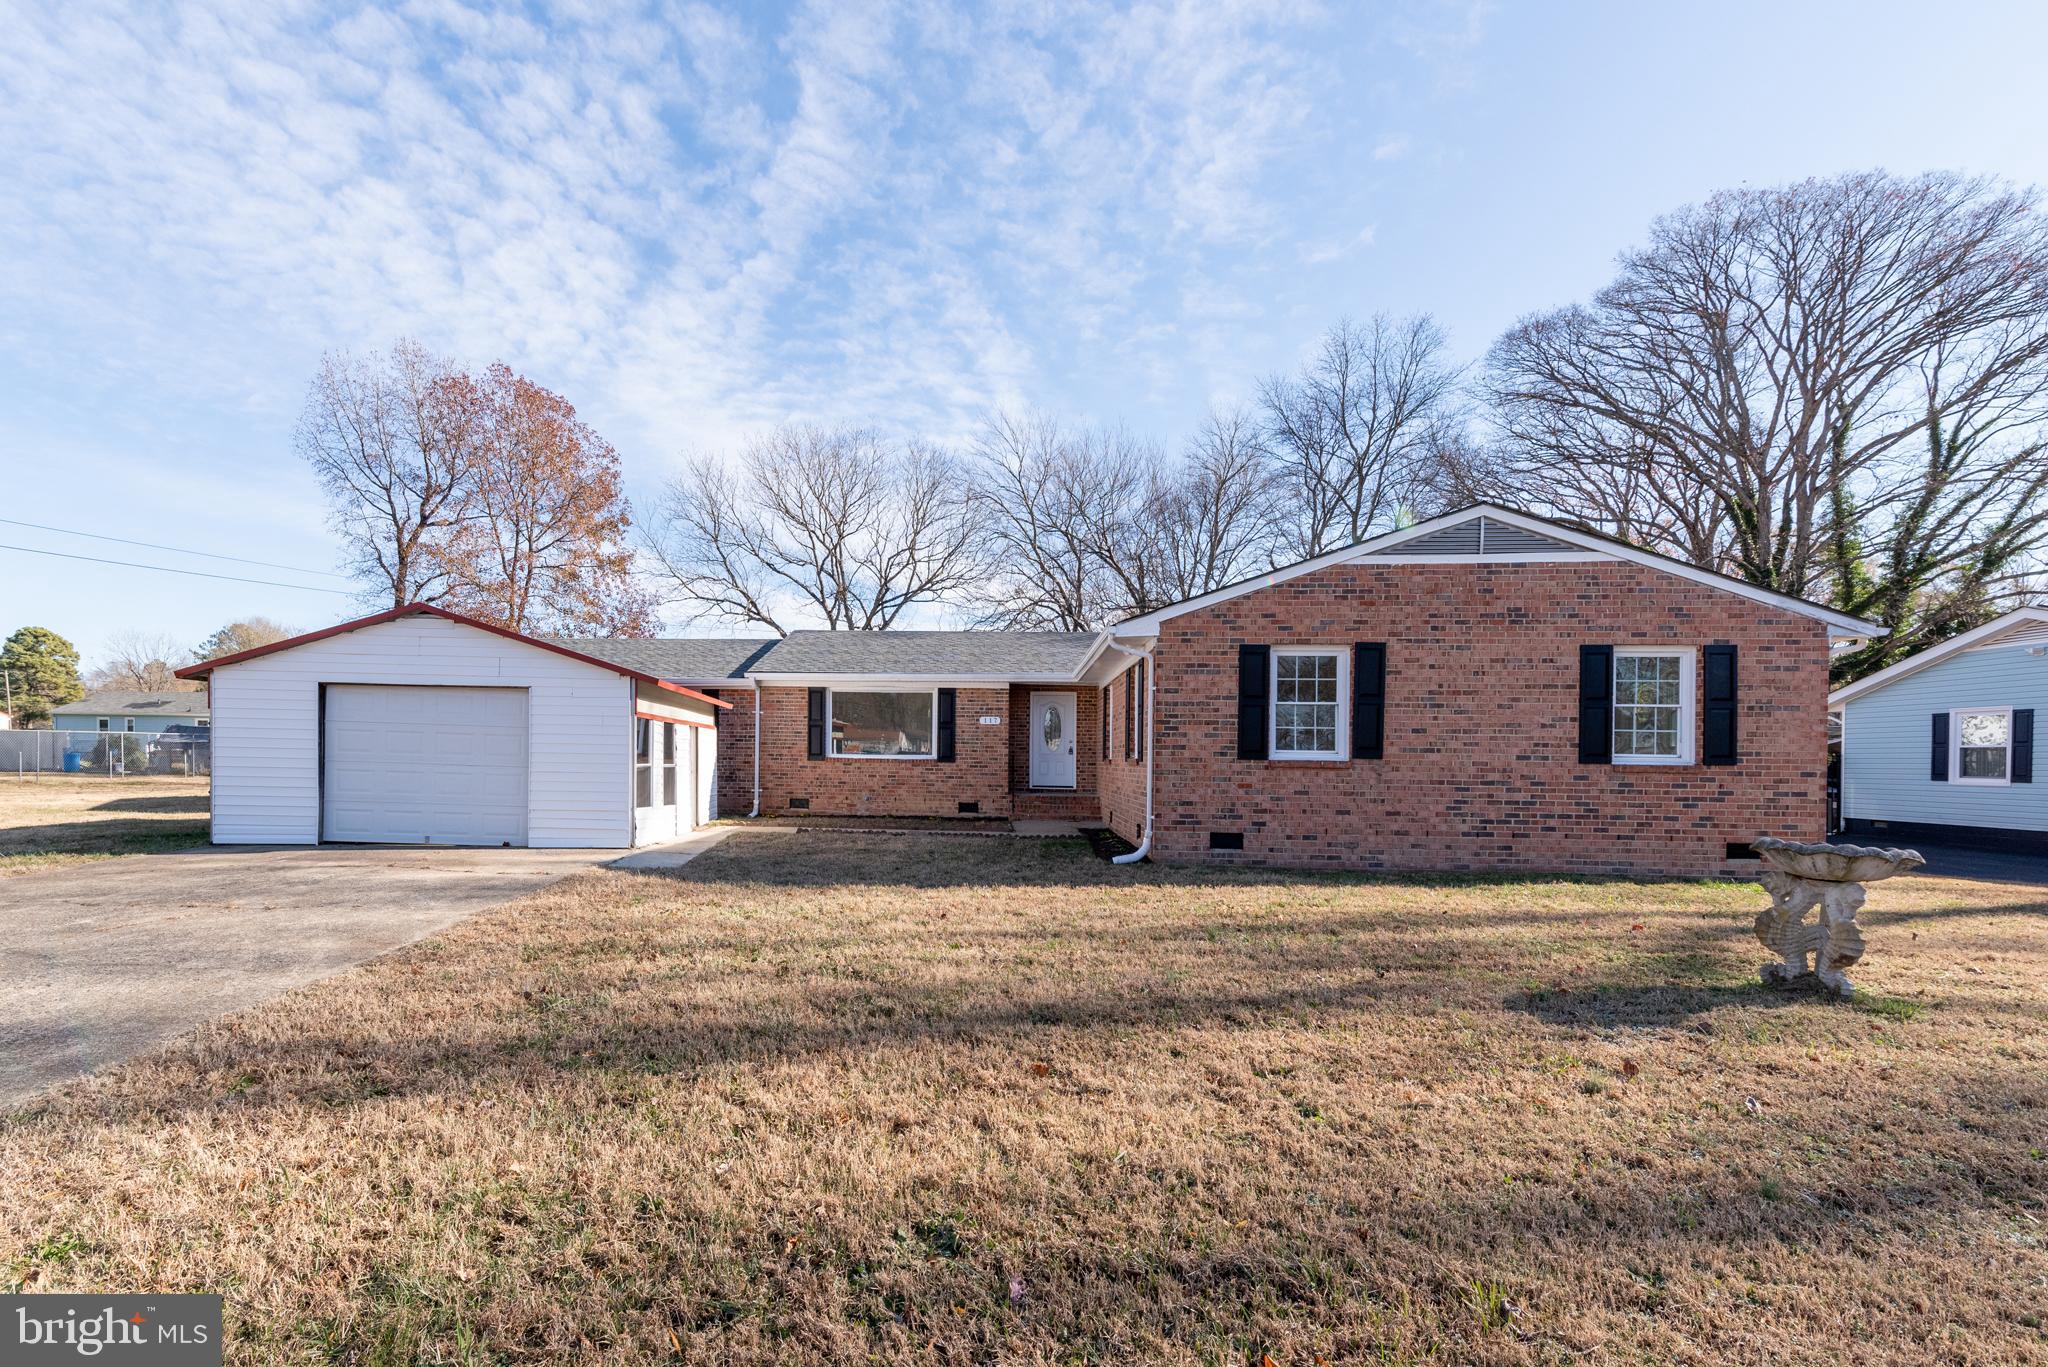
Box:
[180,505,1877,876]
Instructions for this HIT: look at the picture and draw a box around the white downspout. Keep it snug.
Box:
[1103,639,1155,864]
[748,680,762,817]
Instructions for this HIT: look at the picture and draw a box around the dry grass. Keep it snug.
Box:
[2,832,2044,1364]
[0,775,210,874]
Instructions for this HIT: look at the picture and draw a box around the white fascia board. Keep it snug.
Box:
[1829,608,2048,706]
[1113,503,1883,640]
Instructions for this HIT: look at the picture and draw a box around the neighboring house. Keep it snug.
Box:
[181,505,1874,874]
[1830,608,2047,854]
[51,691,209,732]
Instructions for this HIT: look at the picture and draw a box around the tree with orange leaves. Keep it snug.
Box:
[432,363,654,637]
[297,342,651,637]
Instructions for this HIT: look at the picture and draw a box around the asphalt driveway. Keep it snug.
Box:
[0,844,609,1108]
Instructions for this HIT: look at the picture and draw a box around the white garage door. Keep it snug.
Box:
[323,685,529,845]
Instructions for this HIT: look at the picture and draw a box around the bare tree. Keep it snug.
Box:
[91,631,197,691]
[645,425,987,632]
[1259,315,1463,558]
[967,411,1110,630]
[1486,171,2048,639]
[296,339,475,607]
[1148,408,1276,601]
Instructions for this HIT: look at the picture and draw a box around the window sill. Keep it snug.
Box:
[1265,757,1350,766]
[1612,757,1695,767]
[825,753,937,761]
[1951,777,2011,787]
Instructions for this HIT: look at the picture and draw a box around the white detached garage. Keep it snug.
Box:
[177,606,727,849]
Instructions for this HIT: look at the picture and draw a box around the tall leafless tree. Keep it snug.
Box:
[645,425,987,633]
[966,411,1112,630]
[1258,314,1463,558]
[295,339,475,607]
[1486,172,2048,666]
[1148,408,1276,600]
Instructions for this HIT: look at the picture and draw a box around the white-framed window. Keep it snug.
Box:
[96,718,109,731]
[1612,649,1695,764]
[829,689,936,758]
[1270,648,1348,760]
[1952,707,2013,784]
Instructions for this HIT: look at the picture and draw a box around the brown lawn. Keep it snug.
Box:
[2,831,2043,1364]
[0,775,210,875]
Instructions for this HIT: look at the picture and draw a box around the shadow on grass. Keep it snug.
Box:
[89,794,209,815]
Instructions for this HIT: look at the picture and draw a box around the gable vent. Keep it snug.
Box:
[1365,515,1578,558]
[1970,620,2048,651]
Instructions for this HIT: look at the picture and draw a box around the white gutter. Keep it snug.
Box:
[748,680,762,817]
[1102,639,1154,864]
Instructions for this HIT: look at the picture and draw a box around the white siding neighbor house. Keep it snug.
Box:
[178,606,725,849]
[1831,608,2047,854]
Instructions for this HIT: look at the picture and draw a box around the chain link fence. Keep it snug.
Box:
[0,728,211,777]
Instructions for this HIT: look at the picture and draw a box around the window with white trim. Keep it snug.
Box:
[1271,649,1347,760]
[1613,650,1694,764]
[1954,708,2011,783]
[829,690,935,757]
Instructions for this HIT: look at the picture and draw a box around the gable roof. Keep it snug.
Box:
[1111,503,1882,640]
[747,629,1104,680]
[1828,608,2048,707]
[53,690,209,717]
[558,636,779,685]
[176,604,731,708]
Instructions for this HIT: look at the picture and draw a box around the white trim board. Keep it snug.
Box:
[1830,608,2048,706]
[1111,504,1881,640]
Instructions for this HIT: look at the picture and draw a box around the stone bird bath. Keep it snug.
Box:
[1750,837,1926,998]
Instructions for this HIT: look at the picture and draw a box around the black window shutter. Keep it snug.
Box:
[1237,644,1270,760]
[936,688,956,762]
[1124,668,1134,759]
[1702,643,1738,766]
[807,688,826,759]
[1930,712,1949,781]
[1101,685,1109,760]
[1136,660,1146,760]
[1578,644,1613,764]
[1353,642,1385,760]
[2013,708,2035,784]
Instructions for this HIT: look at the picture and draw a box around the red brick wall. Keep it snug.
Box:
[1114,561,1830,876]
[706,689,755,817]
[1100,664,1149,842]
[756,685,1015,817]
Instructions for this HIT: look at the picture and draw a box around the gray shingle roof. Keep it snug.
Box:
[52,691,210,716]
[750,630,1100,678]
[551,637,779,683]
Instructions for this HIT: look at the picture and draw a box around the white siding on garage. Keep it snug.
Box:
[209,614,631,847]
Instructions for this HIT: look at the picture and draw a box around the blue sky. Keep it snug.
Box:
[5,0,2047,666]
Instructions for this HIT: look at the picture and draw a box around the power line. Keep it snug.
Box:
[0,516,354,579]
[0,541,358,595]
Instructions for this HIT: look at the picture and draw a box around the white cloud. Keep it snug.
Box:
[1373,133,1412,161]
[0,0,1435,478]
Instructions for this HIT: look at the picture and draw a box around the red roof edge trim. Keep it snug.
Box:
[653,678,733,709]
[177,604,730,706]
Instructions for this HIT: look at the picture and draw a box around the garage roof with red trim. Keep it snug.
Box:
[175,604,732,709]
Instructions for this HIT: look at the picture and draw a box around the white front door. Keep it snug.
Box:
[633,718,680,846]
[1028,690,1077,788]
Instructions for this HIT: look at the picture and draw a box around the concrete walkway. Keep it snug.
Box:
[609,825,740,870]
[0,844,605,1108]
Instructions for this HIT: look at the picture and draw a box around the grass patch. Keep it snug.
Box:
[1,831,2043,1363]
[0,776,209,875]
